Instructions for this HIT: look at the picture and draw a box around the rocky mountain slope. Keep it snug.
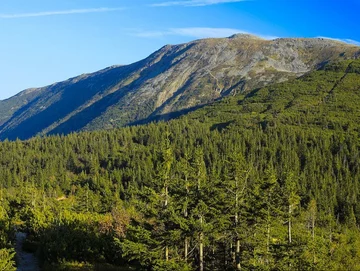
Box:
[185,59,360,133]
[0,34,359,140]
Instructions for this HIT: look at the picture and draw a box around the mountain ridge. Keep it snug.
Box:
[0,35,359,140]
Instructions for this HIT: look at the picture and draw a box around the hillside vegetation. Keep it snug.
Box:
[0,36,359,140]
[0,59,360,270]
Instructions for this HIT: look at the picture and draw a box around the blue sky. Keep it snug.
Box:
[0,0,359,100]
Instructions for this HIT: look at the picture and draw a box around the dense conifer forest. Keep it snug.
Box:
[1,59,360,270]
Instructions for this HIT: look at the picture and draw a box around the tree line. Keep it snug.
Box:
[0,59,360,270]
[0,118,359,270]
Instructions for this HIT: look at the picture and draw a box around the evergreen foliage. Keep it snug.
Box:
[1,59,360,270]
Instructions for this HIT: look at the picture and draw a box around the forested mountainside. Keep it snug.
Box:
[0,59,360,270]
[0,35,359,141]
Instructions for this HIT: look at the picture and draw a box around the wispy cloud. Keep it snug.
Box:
[152,0,247,7]
[343,39,360,46]
[0,7,125,19]
[132,27,277,40]
[317,36,360,46]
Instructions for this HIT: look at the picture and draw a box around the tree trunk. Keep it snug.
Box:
[224,242,228,267]
[236,239,241,270]
[288,204,292,269]
[200,216,204,271]
[311,205,316,265]
[267,222,270,254]
[185,237,189,261]
[288,204,292,244]
[42,190,46,211]
[164,185,168,207]
[165,183,169,261]
[231,243,235,265]
[328,207,332,243]
[312,215,315,240]
[235,183,241,270]
[184,177,189,261]
[86,188,89,212]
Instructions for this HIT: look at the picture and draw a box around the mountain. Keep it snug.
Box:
[0,35,359,140]
[1,58,360,271]
[185,59,360,133]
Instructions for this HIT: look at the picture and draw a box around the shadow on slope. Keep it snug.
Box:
[47,44,196,136]
[0,65,140,141]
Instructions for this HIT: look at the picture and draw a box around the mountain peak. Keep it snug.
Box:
[1,36,359,140]
[228,33,263,40]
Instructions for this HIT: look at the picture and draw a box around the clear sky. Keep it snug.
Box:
[0,0,359,100]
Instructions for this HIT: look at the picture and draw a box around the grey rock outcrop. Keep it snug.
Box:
[0,35,359,140]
